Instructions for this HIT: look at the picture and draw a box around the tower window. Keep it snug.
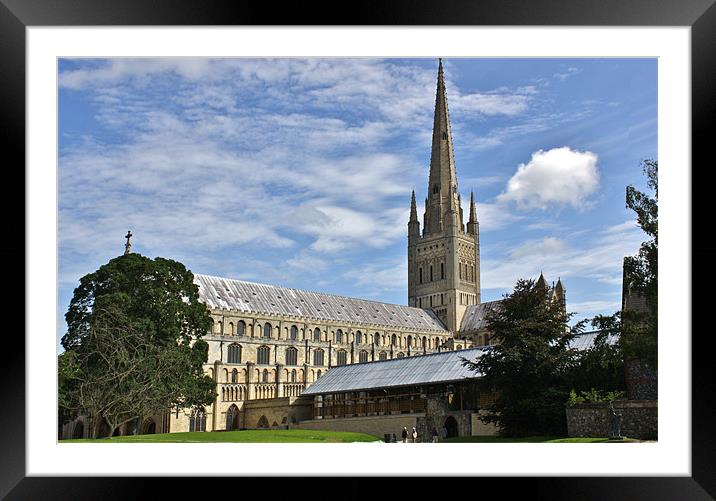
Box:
[419,268,423,284]
[430,265,433,282]
[433,184,439,194]
[441,263,445,279]
[442,131,448,140]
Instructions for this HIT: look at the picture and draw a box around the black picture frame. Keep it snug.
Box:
[2,0,712,497]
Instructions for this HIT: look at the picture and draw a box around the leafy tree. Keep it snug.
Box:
[567,313,626,395]
[60,253,215,438]
[621,159,658,370]
[461,278,581,437]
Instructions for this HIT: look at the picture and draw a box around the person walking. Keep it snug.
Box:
[411,427,418,443]
[431,427,439,443]
[401,426,408,443]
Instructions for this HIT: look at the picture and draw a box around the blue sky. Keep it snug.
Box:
[58,58,657,350]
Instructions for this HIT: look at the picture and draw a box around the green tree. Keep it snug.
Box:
[60,253,215,438]
[621,159,658,370]
[567,313,625,395]
[461,278,581,437]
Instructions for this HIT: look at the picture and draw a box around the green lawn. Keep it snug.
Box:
[61,429,380,443]
[443,435,643,443]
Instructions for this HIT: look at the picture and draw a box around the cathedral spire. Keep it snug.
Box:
[424,58,460,235]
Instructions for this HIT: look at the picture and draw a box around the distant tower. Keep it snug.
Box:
[407,59,481,331]
[124,230,133,255]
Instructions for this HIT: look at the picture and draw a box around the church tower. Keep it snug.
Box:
[408,59,481,332]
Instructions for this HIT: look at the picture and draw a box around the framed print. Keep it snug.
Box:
[3,0,713,497]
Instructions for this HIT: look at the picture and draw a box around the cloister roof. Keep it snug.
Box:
[302,347,485,395]
[302,330,616,395]
[194,273,449,333]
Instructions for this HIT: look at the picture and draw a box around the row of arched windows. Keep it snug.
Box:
[214,320,437,348]
[459,261,476,283]
[418,293,446,308]
[418,261,446,284]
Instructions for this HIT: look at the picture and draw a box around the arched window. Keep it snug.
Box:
[407,335,413,348]
[257,416,269,428]
[226,404,239,431]
[215,320,222,334]
[335,329,343,343]
[228,322,234,335]
[290,369,297,383]
[262,369,269,383]
[290,325,298,340]
[317,370,322,379]
[422,336,427,350]
[189,407,206,432]
[313,349,324,366]
[356,331,362,345]
[257,346,270,365]
[391,334,397,346]
[336,350,347,366]
[397,352,405,359]
[419,267,423,284]
[285,347,298,366]
[263,324,272,339]
[379,351,387,361]
[441,262,445,279]
[313,327,321,342]
[359,350,368,363]
[231,369,238,383]
[237,320,246,336]
[227,343,242,364]
[430,265,433,281]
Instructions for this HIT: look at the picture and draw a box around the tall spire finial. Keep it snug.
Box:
[424,57,460,235]
[124,230,133,255]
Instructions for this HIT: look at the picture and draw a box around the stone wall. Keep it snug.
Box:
[415,394,473,440]
[471,410,499,436]
[243,396,313,429]
[566,400,657,440]
[625,358,657,400]
[295,414,420,439]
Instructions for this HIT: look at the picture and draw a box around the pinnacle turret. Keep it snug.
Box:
[467,191,479,235]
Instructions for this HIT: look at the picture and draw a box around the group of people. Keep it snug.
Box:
[391,426,445,443]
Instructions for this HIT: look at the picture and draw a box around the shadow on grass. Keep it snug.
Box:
[443,435,644,443]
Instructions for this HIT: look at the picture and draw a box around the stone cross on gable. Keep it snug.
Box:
[124,230,133,255]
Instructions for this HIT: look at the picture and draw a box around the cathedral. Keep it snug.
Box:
[62,60,565,439]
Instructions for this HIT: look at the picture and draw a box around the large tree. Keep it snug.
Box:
[60,253,215,438]
[462,278,580,437]
[621,159,658,370]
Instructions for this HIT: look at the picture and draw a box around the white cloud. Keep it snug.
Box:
[497,146,599,210]
[553,67,582,81]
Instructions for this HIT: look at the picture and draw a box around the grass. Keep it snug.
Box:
[61,429,381,443]
[443,435,643,443]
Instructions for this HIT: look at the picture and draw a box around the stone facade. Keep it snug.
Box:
[566,400,658,440]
